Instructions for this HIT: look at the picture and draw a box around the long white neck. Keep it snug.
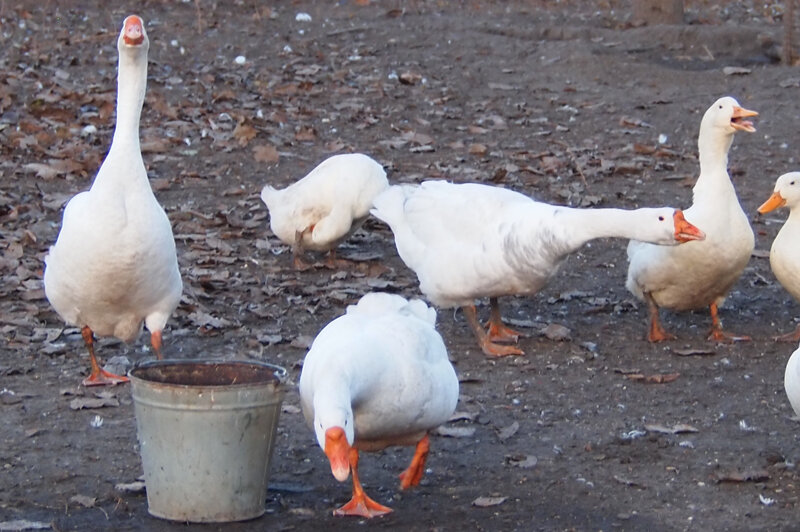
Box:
[109,47,147,154]
[544,207,661,252]
[696,128,735,193]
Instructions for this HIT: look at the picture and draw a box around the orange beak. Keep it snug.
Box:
[673,210,705,243]
[123,15,145,46]
[731,105,758,132]
[324,427,351,482]
[758,191,786,214]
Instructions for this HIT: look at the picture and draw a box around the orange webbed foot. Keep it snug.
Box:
[486,322,521,344]
[82,369,129,387]
[481,338,524,357]
[333,494,393,518]
[647,328,676,343]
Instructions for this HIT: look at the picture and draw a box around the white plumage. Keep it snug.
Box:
[299,292,458,518]
[785,346,800,417]
[371,180,704,356]
[260,153,388,268]
[626,96,757,342]
[758,171,800,341]
[44,15,182,386]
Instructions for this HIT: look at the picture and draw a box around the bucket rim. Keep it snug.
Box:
[128,358,287,387]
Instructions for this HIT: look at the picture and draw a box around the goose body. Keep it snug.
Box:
[260,153,388,268]
[298,292,458,517]
[785,346,800,417]
[626,96,757,342]
[758,172,800,341]
[43,16,182,386]
[371,180,704,356]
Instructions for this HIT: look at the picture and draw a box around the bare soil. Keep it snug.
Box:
[2,1,800,531]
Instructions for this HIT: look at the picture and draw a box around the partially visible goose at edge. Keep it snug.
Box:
[626,96,757,343]
[44,15,182,386]
[758,171,800,342]
[371,180,705,357]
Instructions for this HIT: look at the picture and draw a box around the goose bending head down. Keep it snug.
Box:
[43,15,182,386]
[298,292,458,518]
[260,153,389,270]
[758,172,800,342]
[626,96,757,343]
[370,181,704,357]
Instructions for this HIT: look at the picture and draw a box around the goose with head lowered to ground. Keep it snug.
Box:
[370,180,705,357]
[260,153,388,270]
[298,292,458,518]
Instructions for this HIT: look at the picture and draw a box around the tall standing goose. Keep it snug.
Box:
[260,153,388,269]
[626,96,757,343]
[370,181,705,357]
[299,292,458,518]
[757,172,800,341]
[44,15,182,386]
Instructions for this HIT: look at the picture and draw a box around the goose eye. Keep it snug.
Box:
[791,181,796,186]
[718,104,723,109]
[658,215,665,221]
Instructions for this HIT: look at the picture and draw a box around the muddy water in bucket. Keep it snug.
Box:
[130,359,286,522]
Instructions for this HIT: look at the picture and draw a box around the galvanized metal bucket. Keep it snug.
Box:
[129,359,286,522]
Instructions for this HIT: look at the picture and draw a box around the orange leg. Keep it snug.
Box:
[292,230,313,271]
[463,305,523,357]
[775,323,800,343]
[81,326,129,387]
[151,330,164,360]
[334,448,393,518]
[486,297,521,344]
[645,292,674,342]
[707,302,750,343]
[399,434,430,489]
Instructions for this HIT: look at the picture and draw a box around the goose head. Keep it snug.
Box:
[701,96,758,135]
[758,172,800,214]
[315,408,355,482]
[632,207,705,245]
[119,15,148,52]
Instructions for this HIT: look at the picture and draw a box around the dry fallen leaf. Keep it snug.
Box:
[435,425,476,438]
[69,396,120,410]
[645,423,699,435]
[233,123,258,146]
[715,469,769,483]
[672,347,716,357]
[506,454,537,468]
[69,494,97,508]
[625,373,680,384]
[496,421,519,442]
[540,323,571,341]
[472,496,507,508]
[253,143,280,164]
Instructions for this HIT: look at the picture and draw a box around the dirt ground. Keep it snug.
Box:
[3,0,800,530]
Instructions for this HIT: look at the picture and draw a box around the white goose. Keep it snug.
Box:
[260,153,388,269]
[758,172,800,341]
[784,345,800,417]
[43,15,182,386]
[370,181,705,357]
[298,292,458,518]
[626,96,757,343]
